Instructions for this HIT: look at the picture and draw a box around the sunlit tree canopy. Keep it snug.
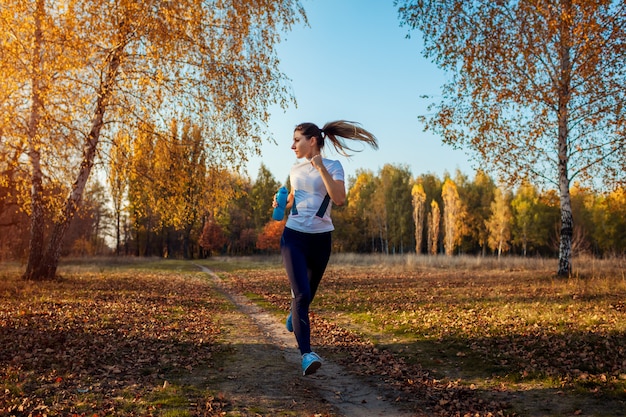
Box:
[0,0,305,279]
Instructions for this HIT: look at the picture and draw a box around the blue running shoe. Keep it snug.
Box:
[302,352,322,376]
[285,312,293,332]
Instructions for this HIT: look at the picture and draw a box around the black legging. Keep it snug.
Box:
[280,227,332,355]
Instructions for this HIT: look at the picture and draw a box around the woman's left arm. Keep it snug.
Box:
[311,155,346,206]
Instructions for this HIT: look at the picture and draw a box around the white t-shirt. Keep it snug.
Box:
[285,158,344,233]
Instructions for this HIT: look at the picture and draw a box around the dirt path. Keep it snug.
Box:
[198,265,416,417]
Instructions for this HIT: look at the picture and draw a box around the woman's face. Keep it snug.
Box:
[291,130,318,159]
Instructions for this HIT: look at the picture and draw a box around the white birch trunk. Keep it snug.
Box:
[557,0,573,276]
[22,0,46,280]
[26,46,122,280]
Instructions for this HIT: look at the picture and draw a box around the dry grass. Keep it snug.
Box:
[330,253,625,276]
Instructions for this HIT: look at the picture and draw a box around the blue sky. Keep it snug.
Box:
[245,0,476,184]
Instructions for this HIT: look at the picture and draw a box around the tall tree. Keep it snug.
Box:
[380,164,414,254]
[416,172,443,253]
[591,186,626,255]
[1,0,304,280]
[398,0,626,275]
[456,169,496,255]
[220,175,255,255]
[250,164,281,231]
[347,170,386,252]
[511,181,541,256]
[127,124,157,257]
[428,200,440,255]
[486,187,513,258]
[343,170,380,252]
[371,174,389,254]
[108,131,131,255]
[441,178,463,255]
[155,121,209,258]
[411,182,427,253]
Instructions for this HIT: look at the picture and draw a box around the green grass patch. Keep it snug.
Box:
[195,255,281,273]
[147,384,189,408]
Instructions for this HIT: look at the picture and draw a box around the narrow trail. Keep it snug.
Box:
[197,265,416,417]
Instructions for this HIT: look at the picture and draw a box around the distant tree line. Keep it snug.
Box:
[334,166,625,258]
[2,123,624,260]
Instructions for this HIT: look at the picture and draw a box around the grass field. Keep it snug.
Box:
[1,255,625,416]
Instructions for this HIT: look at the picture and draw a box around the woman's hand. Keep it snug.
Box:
[310,154,324,170]
[272,190,294,209]
[310,155,346,206]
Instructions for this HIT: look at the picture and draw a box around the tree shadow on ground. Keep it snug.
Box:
[309,312,626,416]
[347,332,626,417]
[0,323,338,416]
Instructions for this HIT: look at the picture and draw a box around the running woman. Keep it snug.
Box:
[274,120,378,375]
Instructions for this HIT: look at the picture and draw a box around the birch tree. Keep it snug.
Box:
[397,0,626,275]
[108,131,130,255]
[1,0,304,279]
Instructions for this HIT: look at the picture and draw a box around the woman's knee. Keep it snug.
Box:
[293,291,311,309]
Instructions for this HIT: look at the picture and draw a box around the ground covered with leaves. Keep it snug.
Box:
[2,256,625,417]
[0,260,336,417]
[221,256,626,417]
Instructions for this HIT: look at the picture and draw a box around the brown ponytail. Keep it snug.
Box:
[295,120,379,157]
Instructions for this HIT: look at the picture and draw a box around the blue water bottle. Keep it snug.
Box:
[272,186,288,221]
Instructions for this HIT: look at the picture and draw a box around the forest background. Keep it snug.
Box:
[2,144,625,262]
